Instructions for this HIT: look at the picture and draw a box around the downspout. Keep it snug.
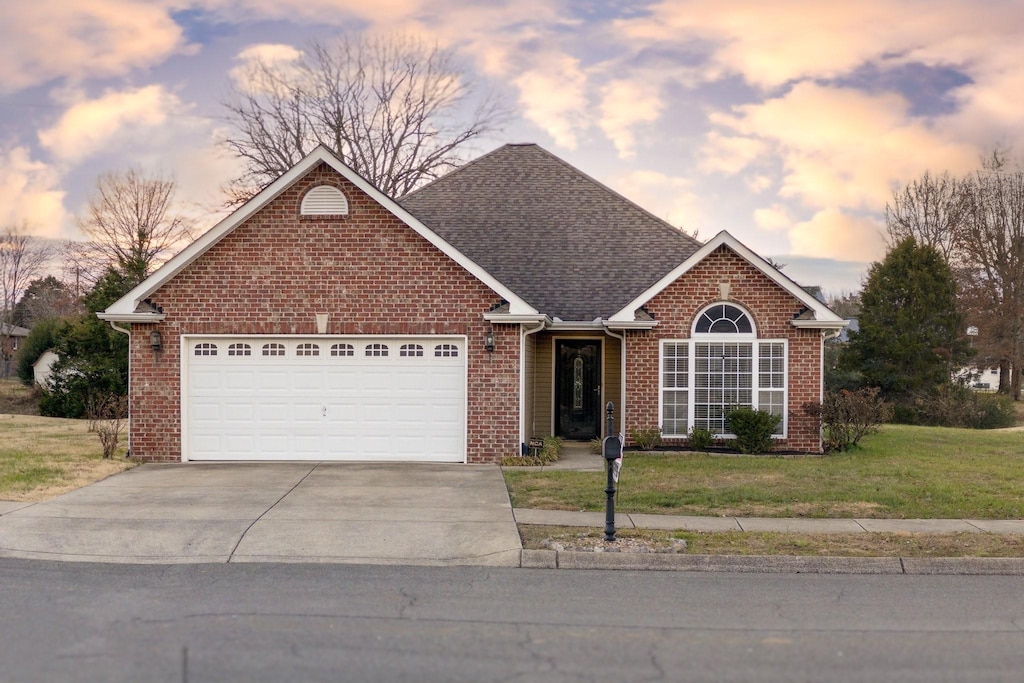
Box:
[106,321,132,457]
[605,328,626,440]
[520,320,546,448]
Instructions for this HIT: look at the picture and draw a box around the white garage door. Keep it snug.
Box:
[184,336,466,462]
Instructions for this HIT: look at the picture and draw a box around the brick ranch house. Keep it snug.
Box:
[99,144,846,463]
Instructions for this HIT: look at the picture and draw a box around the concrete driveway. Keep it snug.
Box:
[0,463,522,566]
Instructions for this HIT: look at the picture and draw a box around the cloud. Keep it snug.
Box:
[700,131,767,174]
[753,205,791,232]
[0,148,68,239]
[513,53,590,149]
[598,80,663,158]
[618,1,1024,90]
[0,0,193,93]
[710,82,979,210]
[38,86,189,165]
[609,169,703,232]
[789,208,886,263]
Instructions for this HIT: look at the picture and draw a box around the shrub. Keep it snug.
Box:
[805,387,893,453]
[905,383,1017,429]
[630,426,661,450]
[86,394,128,459]
[725,407,780,454]
[588,438,602,455]
[687,426,713,452]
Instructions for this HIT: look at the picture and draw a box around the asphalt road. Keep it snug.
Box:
[2,559,1022,682]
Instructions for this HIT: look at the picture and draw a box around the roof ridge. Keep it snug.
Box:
[526,145,703,249]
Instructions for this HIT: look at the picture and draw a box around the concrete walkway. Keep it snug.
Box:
[0,463,522,566]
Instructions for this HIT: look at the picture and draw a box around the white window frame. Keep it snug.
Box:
[658,302,788,439]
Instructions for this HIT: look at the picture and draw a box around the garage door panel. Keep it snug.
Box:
[186,336,465,462]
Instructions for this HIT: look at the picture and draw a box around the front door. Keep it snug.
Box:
[555,340,602,440]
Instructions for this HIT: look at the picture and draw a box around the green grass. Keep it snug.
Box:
[504,424,1024,519]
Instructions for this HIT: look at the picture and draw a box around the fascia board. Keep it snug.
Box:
[96,312,167,323]
[102,145,537,317]
[609,230,846,324]
[791,319,850,330]
[603,320,659,330]
[483,313,550,324]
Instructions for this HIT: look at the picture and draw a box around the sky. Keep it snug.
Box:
[2,1,1023,295]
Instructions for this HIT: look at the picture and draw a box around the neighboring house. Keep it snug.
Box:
[1,323,30,378]
[32,349,59,389]
[99,144,847,464]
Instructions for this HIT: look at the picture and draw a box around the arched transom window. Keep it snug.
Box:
[693,303,753,335]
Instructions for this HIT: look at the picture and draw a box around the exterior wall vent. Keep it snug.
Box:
[301,185,349,215]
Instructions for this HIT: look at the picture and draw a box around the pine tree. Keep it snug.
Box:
[842,238,970,407]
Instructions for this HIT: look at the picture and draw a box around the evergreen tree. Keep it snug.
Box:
[38,268,132,418]
[841,238,970,411]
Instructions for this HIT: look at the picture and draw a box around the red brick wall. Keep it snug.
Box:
[624,246,823,453]
[128,162,519,463]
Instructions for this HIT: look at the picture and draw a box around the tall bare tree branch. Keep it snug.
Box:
[75,168,193,285]
[0,223,51,375]
[221,34,509,202]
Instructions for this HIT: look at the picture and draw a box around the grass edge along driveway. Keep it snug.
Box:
[504,424,1024,520]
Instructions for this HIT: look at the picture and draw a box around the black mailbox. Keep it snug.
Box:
[603,433,622,460]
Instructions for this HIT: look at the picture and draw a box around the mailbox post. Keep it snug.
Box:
[602,402,622,542]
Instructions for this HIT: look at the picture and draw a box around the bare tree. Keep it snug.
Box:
[885,170,971,263]
[959,157,1024,399]
[221,34,508,202]
[76,168,193,285]
[0,223,52,375]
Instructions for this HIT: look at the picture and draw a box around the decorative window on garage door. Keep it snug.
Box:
[296,343,320,357]
[434,343,459,357]
[228,343,251,356]
[262,343,286,357]
[330,343,354,357]
[365,343,389,357]
[400,343,424,357]
[194,343,217,356]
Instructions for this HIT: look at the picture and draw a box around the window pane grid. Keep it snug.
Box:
[662,339,787,440]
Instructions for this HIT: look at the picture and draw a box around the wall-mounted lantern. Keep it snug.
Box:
[150,329,163,351]
[484,328,496,353]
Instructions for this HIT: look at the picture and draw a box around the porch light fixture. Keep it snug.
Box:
[150,329,163,351]
[484,328,496,353]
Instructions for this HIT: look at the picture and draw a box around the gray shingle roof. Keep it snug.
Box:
[398,144,702,321]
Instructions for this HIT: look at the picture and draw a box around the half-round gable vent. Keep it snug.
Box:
[301,185,349,215]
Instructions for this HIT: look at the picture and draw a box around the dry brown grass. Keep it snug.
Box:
[519,524,1024,558]
[0,413,135,501]
[0,379,39,415]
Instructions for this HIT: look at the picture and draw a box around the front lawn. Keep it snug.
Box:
[0,414,134,501]
[504,424,1024,519]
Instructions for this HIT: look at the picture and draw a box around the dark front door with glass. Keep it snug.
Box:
[555,340,601,440]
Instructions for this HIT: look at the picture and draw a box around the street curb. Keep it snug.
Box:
[518,550,1024,575]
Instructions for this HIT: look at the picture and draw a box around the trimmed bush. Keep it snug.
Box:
[687,426,713,452]
[725,407,780,454]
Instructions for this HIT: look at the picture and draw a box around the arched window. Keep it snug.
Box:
[693,303,753,335]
